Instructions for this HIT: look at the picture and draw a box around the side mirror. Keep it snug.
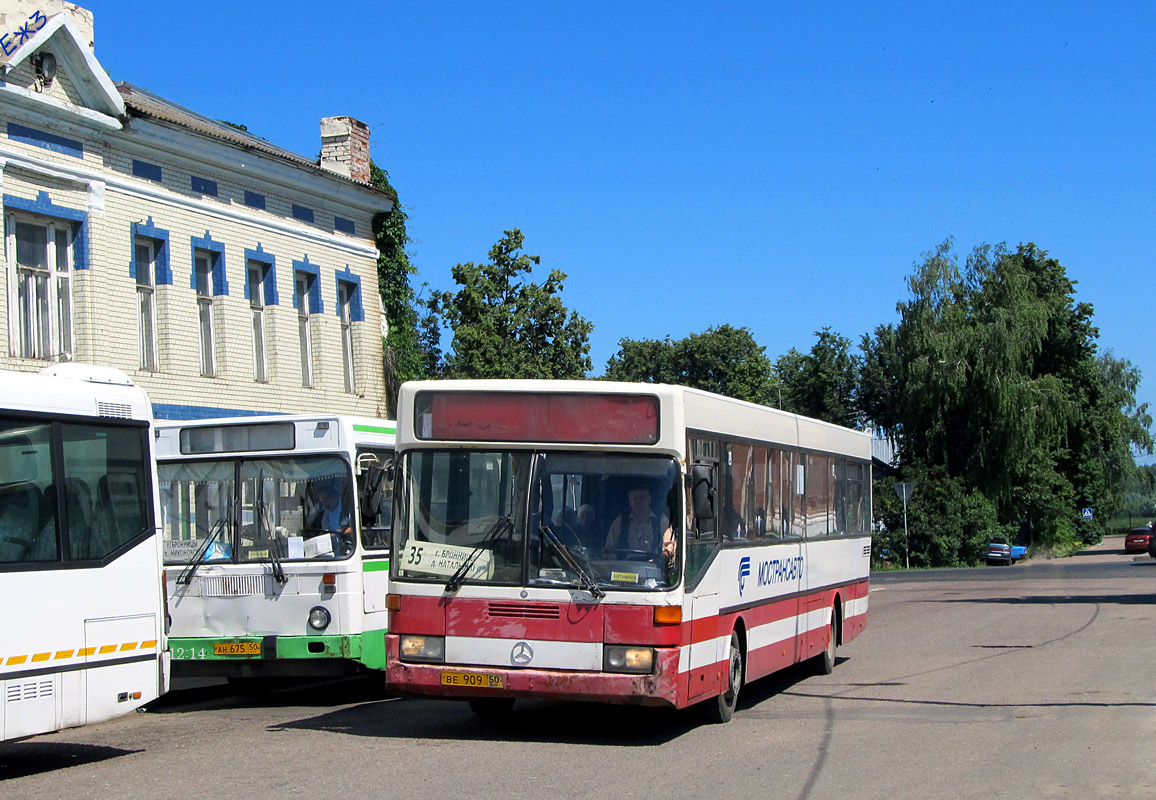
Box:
[691,464,716,538]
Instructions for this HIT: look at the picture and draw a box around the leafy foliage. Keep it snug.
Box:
[604,324,779,405]
[369,161,428,414]
[873,463,1006,568]
[422,229,592,379]
[862,240,1153,559]
[775,327,862,427]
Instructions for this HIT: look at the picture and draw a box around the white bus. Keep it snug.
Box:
[0,365,167,742]
[155,415,395,682]
[385,381,871,721]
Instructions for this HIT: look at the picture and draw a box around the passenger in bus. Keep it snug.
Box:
[602,483,675,565]
[576,504,598,542]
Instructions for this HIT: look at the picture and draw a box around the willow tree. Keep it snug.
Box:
[862,240,1151,554]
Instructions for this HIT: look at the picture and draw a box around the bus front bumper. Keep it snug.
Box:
[385,636,682,708]
[168,635,370,679]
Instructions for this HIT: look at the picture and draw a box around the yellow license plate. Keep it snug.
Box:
[213,642,261,656]
[441,671,504,689]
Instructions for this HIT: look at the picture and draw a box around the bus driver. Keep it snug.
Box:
[602,482,675,565]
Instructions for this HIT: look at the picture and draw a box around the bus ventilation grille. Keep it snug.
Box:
[7,680,53,703]
[201,575,267,597]
[97,400,134,419]
[487,602,561,620]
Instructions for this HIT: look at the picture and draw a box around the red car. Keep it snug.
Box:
[1124,527,1153,554]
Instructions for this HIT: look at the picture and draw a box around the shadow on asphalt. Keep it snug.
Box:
[0,742,141,781]
[143,675,389,714]
[943,592,1156,606]
[256,658,825,745]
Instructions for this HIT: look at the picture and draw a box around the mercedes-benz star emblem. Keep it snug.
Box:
[511,641,534,665]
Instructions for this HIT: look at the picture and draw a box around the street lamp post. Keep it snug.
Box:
[895,482,915,569]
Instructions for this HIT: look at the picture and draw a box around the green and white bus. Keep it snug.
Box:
[155,415,394,682]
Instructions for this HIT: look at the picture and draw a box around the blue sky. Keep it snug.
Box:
[81,1,1154,462]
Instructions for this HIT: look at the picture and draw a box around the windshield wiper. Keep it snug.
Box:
[539,523,605,599]
[255,471,286,585]
[176,517,229,586]
[445,515,513,592]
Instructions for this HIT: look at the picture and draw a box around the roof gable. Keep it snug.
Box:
[1,11,123,120]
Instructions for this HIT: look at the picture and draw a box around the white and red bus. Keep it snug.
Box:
[385,380,871,721]
[0,365,167,742]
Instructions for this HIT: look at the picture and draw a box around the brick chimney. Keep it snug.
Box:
[320,116,371,183]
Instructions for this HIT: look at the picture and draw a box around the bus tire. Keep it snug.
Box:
[705,632,743,724]
[468,697,515,718]
[812,608,837,675]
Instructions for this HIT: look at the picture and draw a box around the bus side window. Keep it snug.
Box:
[0,481,53,563]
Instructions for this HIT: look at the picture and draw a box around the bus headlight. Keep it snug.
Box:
[603,646,654,674]
[399,634,445,663]
[308,606,331,631]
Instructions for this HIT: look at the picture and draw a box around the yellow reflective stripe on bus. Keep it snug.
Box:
[3,640,159,668]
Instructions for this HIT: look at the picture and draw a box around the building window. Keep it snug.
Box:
[292,204,314,224]
[243,191,266,210]
[135,238,159,371]
[295,271,315,388]
[334,216,355,235]
[248,261,269,382]
[338,280,356,393]
[133,159,163,182]
[6,214,72,360]
[191,176,218,196]
[194,250,216,377]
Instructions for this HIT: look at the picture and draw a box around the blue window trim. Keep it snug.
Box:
[7,122,84,159]
[153,404,278,421]
[335,267,364,322]
[190,233,228,296]
[131,217,172,285]
[244,245,278,306]
[293,257,323,314]
[132,159,163,183]
[243,190,266,210]
[191,176,218,196]
[291,204,314,224]
[3,191,88,270]
[334,216,356,235]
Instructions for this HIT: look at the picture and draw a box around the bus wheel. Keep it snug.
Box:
[705,632,742,724]
[812,609,837,675]
[468,697,515,718]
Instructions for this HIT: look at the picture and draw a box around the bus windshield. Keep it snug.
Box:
[395,450,681,591]
[159,455,355,564]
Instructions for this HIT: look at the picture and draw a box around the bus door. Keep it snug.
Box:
[358,448,394,614]
[686,438,721,702]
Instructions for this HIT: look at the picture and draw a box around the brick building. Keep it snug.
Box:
[0,1,394,419]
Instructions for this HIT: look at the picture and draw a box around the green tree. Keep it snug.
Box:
[369,161,425,415]
[862,240,1152,560]
[775,327,862,426]
[604,324,779,406]
[423,229,592,379]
